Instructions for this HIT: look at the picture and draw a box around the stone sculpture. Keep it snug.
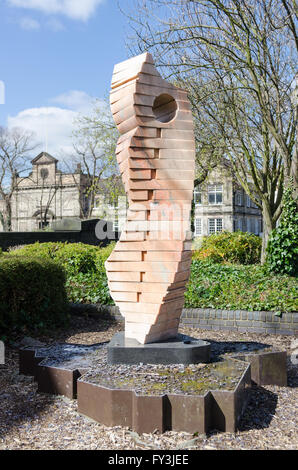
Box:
[105,53,195,344]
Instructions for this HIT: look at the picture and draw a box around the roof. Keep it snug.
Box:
[31,152,58,165]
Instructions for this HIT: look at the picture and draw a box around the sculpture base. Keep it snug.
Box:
[19,339,287,434]
[107,332,211,365]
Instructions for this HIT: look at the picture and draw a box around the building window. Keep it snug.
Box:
[38,221,49,230]
[208,184,223,204]
[113,218,119,233]
[251,218,255,233]
[40,168,49,180]
[234,217,243,231]
[236,191,243,206]
[194,187,202,205]
[246,195,251,208]
[195,218,202,236]
[208,218,223,234]
[247,218,258,234]
[252,218,259,235]
[258,218,262,234]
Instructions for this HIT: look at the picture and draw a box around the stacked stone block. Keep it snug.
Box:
[105,53,195,344]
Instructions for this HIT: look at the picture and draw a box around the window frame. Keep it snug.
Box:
[208,217,223,234]
[208,184,223,205]
[236,191,243,206]
[194,188,202,205]
[195,217,202,236]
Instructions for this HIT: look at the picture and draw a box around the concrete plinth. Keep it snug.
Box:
[107,332,211,365]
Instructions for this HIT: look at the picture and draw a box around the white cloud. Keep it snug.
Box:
[19,16,40,30]
[8,107,76,157]
[0,81,5,105]
[7,0,105,21]
[51,90,95,113]
[7,91,95,158]
[46,18,65,32]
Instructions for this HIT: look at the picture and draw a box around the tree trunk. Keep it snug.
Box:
[0,212,5,231]
[4,198,12,232]
[261,201,275,264]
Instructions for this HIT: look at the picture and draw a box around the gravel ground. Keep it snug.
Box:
[0,315,297,450]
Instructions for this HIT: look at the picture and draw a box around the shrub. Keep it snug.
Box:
[193,231,262,264]
[185,260,298,312]
[8,242,116,306]
[266,186,298,276]
[9,242,100,275]
[66,242,115,305]
[0,256,68,334]
[6,241,296,313]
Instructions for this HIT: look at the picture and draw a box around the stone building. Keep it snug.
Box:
[9,152,89,232]
[0,152,263,236]
[194,162,263,237]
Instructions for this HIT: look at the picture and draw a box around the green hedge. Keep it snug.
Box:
[5,242,298,313]
[8,242,102,275]
[0,256,69,334]
[193,231,262,264]
[7,242,115,305]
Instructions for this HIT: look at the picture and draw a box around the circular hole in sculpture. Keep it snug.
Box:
[152,94,178,123]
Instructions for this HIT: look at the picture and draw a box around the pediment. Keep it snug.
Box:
[31,152,58,165]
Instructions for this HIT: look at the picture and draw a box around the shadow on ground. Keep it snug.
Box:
[238,385,278,432]
[0,315,122,441]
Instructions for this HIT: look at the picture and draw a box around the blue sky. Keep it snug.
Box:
[0,0,133,156]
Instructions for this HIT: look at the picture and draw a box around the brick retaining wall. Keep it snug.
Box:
[70,304,298,336]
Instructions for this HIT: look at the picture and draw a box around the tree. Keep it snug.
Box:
[0,127,39,231]
[37,175,59,230]
[125,0,297,261]
[64,99,124,219]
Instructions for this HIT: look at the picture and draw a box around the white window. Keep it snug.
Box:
[194,188,202,205]
[113,218,119,233]
[195,218,202,236]
[208,218,223,234]
[208,184,223,204]
[246,195,251,208]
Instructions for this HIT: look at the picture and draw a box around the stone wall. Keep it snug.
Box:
[70,304,298,336]
[180,308,298,336]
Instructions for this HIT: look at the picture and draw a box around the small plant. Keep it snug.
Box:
[193,231,262,265]
[266,185,298,276]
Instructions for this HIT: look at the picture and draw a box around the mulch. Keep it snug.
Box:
[0,315,297,450]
